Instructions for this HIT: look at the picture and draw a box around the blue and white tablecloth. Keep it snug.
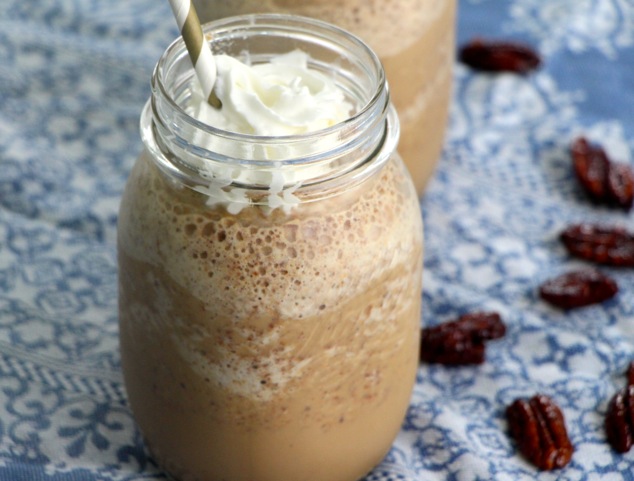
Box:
[1,1,634,479]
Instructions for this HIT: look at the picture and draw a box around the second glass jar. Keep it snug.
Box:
[193,0,457,195]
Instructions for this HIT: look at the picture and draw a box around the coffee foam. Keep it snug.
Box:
[124,151,419,319]
[119,150,422,399]
[194,0,448,57]
[179,188,411,319]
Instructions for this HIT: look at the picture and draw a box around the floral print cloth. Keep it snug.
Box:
[1,0,633,479]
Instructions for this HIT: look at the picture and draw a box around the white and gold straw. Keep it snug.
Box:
[168,0,221,108]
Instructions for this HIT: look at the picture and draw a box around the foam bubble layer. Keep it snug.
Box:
[118,149,423,400]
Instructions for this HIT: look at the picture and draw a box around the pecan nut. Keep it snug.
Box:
[420,312,506,365]
[506,394,573,470]
[539,269,618,309]
[459,38,541,73]
[560,223,634,267]
[571,137,634,210]
[608,162,634,210]
[571,137,608,201]
[606,385,634,453]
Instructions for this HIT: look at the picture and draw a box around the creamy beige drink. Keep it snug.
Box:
[193,0,457,194]
[118,153,422,481]
[118,15,423,481]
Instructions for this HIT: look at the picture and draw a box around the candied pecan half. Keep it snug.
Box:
[571,137,609,201]
[507,394,573,470]
[608,163,634,210]
[606,385,634,453]
[458,39,541,73]
[571,137,634,210]
[420,312,506,365]
[539,269,618,309]
[560,223,634,267]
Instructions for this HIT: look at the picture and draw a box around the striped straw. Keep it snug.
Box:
[168,0,221,108]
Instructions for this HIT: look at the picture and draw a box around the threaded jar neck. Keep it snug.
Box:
[141,14,399,213]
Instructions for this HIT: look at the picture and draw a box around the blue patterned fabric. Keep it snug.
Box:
[1,0,634,479]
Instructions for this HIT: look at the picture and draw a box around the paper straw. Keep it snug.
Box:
[168,0,221,108]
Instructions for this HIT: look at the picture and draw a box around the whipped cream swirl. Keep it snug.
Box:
[192,50,352,136]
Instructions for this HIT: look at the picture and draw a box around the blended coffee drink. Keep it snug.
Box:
[118,15,423,481]
[193,0,457,194]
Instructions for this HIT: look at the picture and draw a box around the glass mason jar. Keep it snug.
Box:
[193,0,457,195]
[118,14,423,481]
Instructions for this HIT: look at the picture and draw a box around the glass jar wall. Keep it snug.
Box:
[118,15,423,481]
